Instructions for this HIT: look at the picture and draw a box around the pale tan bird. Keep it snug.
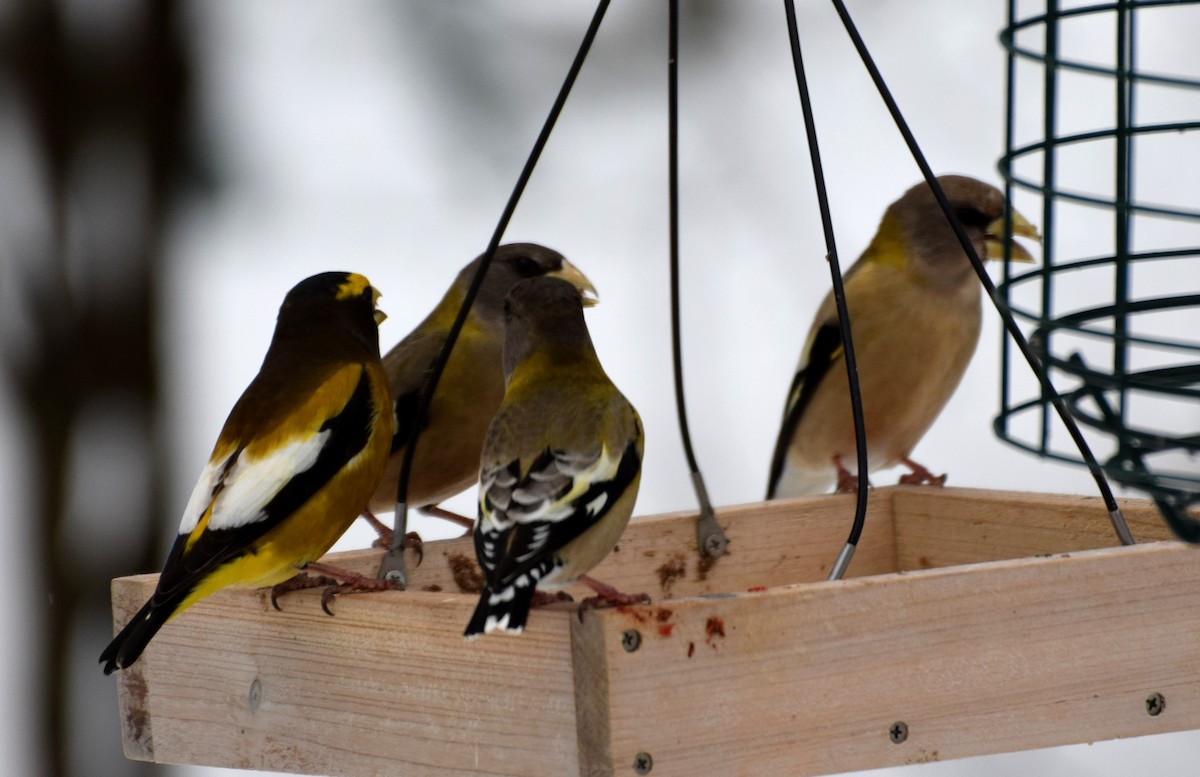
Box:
[766,175,1039,499]
[465,277,644,636]
[365,244,597,542]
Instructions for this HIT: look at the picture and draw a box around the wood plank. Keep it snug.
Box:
[112,575,579,776]
[575,540,1200,776]
[890,487,1175,571]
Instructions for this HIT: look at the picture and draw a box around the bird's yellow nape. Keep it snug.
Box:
[549,259,600,308]
[336,273,378,302]
[985,209,1040,264]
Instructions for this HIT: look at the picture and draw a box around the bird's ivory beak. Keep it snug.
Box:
[550,259,600,308]
[985,209,1040,263]
[371,288,387,325]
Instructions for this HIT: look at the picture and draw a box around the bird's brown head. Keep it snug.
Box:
[458,243,598,324]
[888,175,1039,288]
[275,271,386,356]
[500,276,597,379]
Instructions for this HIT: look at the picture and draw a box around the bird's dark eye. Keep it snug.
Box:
[953,207,991,229]
[512,255,542,277]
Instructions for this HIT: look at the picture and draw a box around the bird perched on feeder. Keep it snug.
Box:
[766,174,1040,499]
[100,272,393,674]
[364,243,598,542]
[465,276,645,637]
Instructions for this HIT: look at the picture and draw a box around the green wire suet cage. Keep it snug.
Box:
[997,0,1200,538]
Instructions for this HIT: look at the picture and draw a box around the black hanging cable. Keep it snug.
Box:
[782,0,869,580]
[669,0,727,559]
[378,0,614,585]
[827,0,1135,546]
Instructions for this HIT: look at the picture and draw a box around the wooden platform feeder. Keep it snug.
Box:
[109,486,1200,776]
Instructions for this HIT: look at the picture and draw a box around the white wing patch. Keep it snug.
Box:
[177,459,224,535]
[175,432,330,536]
[585,493,608,517]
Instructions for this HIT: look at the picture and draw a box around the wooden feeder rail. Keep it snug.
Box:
[109,486,1196,776]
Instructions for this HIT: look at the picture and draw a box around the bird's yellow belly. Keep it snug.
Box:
[177,447,387,614]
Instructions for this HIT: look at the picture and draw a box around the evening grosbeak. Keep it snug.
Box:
[101,272,392,673]
[767,175,1039,498]
[465,277,644,637]
[366,243,597,536]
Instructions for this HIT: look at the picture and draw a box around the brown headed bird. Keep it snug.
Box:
[365,244,597,542]
[465,277,644,636]
[767,175,1039,498]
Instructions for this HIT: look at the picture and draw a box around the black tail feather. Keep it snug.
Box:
[464,584,536,638]
[100,597,174,674]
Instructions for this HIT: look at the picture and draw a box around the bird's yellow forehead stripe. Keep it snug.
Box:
[337,273,376,302]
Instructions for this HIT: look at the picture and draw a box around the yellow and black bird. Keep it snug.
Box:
[465,277,644,637]
[365,243,597,538]
[766,175,1039,499]
[100,272,393,674]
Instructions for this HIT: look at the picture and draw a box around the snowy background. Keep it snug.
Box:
[2,1,1198,775]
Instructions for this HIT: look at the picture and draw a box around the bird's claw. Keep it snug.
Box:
[531,590,575,607]
[574,574,650,621]
[291,561,404,615]
[370,529,424,565]
[363,510,394,549]
[316,575,404,616]
[898,470,947,487]
[405,531,425,566]
[898,458,947,487]
[418,504,476,533]
[835,471,861,494]
[577,591,651,621]
[832,454,870,494]
[270,573,339,611]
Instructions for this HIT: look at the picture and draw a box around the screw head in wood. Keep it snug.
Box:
[622,630,642,653]
[889,721,908,744]
[1146,692,1166,716]
[633,751,653,774]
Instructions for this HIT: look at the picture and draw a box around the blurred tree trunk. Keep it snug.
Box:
[2,1,188,775]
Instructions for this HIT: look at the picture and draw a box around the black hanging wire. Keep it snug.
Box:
[781,0,869,580]
[669,0,728,559]
[378,0,613,585]
[826,0,1135,546]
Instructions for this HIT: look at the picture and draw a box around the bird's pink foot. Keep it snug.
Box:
[363,510,394,548]
[362,512,424,563]
[418,504,476,536]
[898,457,947,487]
[270,573,339,611]
[298,560,404,616]
[576,575,650,619]
[531,590,575,607]
[833,454,866,493]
